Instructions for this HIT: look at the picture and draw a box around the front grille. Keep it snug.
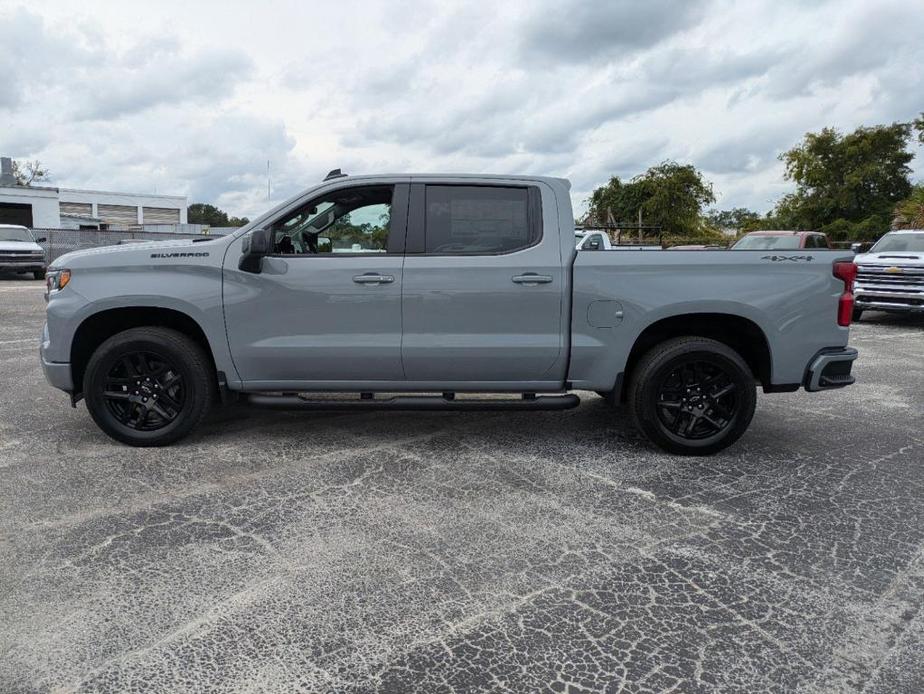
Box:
[856,265,924,293]
[0,253,44,261]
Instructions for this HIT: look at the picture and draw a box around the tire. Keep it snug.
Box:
[852,308,863,322]
[33,269,46,280]
[83,327,215,446]
[627,337,756,456]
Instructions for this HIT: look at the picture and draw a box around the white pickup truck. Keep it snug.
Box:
[853,229,924,319]
[0,224,47,279]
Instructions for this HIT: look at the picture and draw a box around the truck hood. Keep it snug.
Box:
[0,240,43,253]
[855,251,924,266]
[51,238,220,268]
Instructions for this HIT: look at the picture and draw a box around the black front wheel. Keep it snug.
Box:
[628,337,756,456]
[84,327,215,446]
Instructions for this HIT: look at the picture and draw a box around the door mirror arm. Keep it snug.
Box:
[239,228,272,273]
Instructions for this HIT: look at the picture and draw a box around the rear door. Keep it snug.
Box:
[401,181,567,386]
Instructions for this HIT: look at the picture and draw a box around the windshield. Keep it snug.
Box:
[870,234,924,254]
[732,234,801,250]
[0,227,34,243]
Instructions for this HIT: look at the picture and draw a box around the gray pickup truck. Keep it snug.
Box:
[41,172,858,455]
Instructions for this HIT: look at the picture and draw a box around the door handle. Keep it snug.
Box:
[352,273,395,284]
[512,273,553,285]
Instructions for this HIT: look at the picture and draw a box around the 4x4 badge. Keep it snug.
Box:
[761,255,814,262]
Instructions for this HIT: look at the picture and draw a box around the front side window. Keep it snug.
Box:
[271,185,393,254]
[424,186,537,254]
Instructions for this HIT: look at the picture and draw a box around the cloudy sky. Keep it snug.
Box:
[1,0,922,219]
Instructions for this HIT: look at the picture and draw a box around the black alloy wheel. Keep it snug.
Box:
[628,337,757,456]
[83,327,215,446]
[654,359,738,440]
[102,351,185,431]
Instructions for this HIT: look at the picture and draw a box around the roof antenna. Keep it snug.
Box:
[324,168,347,181]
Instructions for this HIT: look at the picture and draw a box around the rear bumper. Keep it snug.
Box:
[804,347,858,392]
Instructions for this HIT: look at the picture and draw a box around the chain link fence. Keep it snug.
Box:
[32,228,230,265]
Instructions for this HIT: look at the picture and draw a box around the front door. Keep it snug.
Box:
[224,182,409,388]
[401,182,567,386]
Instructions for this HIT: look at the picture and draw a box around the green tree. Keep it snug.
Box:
[12,159,50,186]
[705,208,761,233]
[893,184,924,230]
[775,122,915,240]
[187,203,249,227]
[587,161,716,240]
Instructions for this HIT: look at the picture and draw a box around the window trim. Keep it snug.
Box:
[264,183,409,258]
[405,183,543,256]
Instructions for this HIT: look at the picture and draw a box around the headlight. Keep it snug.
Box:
[46,269,71,294]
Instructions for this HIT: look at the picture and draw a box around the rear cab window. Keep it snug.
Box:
[408,184,542,255]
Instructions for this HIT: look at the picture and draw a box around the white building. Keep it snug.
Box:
[0,157,187,230]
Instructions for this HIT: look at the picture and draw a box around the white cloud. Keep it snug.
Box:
[0,0,922,219]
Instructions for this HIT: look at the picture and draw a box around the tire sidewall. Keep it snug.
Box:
[84,331,208,446]
[634,344,756,456]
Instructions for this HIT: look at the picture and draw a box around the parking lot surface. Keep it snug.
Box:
[1,276,923,693]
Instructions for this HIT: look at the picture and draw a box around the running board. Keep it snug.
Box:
[246,393,580,411]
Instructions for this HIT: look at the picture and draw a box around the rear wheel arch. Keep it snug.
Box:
[70,307,218,396]
[618,313,772,403]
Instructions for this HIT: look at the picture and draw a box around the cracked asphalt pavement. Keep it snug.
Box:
[1,277,923,693]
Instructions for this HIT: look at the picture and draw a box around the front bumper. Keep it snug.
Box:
[0,260,46,272]
[40,322,73,392]
[804,347,858,392]
[855,292,924,313]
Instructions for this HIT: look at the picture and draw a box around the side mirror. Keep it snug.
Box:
[239,228,272,273]
[850,242,861,254]
[35,236,47,243]
[588,240,601,250]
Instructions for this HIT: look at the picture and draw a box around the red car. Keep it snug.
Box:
[732,230,831,250]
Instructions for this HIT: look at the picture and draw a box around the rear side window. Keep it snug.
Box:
[424,186,540,254]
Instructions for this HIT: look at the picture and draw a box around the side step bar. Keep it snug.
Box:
[247,393,580,411]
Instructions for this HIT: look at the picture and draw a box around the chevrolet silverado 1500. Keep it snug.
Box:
[41,172,858,455]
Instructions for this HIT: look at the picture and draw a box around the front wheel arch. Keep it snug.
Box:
[70,307,218,397]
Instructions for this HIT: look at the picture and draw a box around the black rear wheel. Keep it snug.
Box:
[852,308,864,322]
[84,327,215,446]
[628,337,756,455]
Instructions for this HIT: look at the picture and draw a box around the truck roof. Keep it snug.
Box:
[317,172,572,190]
[743,230,815,236]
